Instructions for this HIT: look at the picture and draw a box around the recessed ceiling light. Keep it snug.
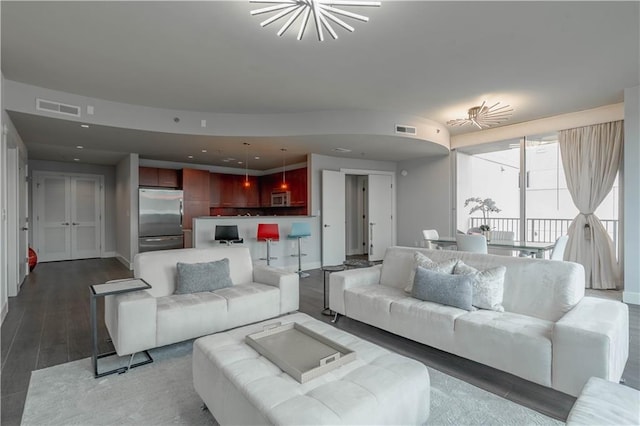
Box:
[73,158,80,161]
[222,159,230,163]
[76,145,83,149]
[201,149,207,153]
[238,161,243,165]
[80,124,89,128]
[188,155,194,159]
[254,156,261,160]
[333,147,352,153]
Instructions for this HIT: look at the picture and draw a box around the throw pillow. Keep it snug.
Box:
[404,251,458,293]
[175,258,233,294]
[453,261,506,312]
[411,267,474,311]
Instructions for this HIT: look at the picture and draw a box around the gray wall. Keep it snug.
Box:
[115,153,138,267]
[396,154,452,247]
[28,159,117,254]
[624,86,639,304]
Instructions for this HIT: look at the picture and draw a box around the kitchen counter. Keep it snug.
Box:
[193,216,321,272]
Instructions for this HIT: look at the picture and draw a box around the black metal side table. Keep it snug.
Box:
[321,265,345,316]
[90,278,154,378]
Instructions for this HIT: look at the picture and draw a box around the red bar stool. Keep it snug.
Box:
[257,223,279,266]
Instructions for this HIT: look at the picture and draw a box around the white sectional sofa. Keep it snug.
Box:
[329,246,629,397]
[105,246,299,357]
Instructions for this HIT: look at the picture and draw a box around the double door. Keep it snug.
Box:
[34,172,103,262]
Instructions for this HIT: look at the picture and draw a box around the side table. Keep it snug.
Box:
[90,278,154,378]
[321,265,345,316]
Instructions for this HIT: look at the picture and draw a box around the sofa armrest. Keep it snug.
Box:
[253,265,299,314]
[329,265,382,315]
[104,290,157,356]
[552,297,629,396]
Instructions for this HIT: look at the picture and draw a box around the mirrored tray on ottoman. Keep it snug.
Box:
[245,322,356,383]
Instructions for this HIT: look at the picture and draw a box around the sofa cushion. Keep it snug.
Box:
[175,258,233,294]
[412,267,474,311]
[404,252,458,293]
[215,283,280,330]
[156,291,228,347]
[455,310,553,386]
[344,285,407,331]
[389,297,468,352]
[453,261,506,312]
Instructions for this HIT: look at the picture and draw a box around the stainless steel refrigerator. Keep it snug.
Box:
[138,188,184,252]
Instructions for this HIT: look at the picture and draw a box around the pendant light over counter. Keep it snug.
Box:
[280,148,288,190]
[243,142,251,188]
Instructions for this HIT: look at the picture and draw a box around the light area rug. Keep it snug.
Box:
[22,341,562,426]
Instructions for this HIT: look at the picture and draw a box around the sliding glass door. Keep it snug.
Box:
[456,132,620,257]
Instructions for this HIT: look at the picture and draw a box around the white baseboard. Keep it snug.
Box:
[102,251,116,258]
[115,254,133,270]
[623,290,640,305]
[1,301,8,325]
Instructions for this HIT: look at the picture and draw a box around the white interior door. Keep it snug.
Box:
[18,155,28,283]
[70,177,101,259]
[37,174,71,262]
[321,170,346,266]
[35,172,103,262]
[368,174,393,261]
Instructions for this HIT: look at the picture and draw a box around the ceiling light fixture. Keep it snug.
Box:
[250,0,381,42]
[76,145,83,149]
[243,143,251,188]
[280,148,288,190]
[447,101,514,129]
[80,124,89,128]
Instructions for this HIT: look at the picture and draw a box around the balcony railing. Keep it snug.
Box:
[468,217,619,249]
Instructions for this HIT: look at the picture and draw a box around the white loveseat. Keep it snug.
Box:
[329,246,629,397]
[105,246,299,357]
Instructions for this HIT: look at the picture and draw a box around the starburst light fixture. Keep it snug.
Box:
[447,101,514,129]
[249,0,381,42]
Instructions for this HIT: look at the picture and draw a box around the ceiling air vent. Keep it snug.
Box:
[395,124,417,136]
[36,98,81,117]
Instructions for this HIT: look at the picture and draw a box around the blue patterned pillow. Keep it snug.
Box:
[175,258,233,294]
[411,266,474,311]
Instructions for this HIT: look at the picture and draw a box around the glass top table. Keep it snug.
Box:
[427,237,555,258]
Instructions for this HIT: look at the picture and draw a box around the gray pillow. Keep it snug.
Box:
[175,258,233,294]
[454,261,506,312]
[411,266,474,311]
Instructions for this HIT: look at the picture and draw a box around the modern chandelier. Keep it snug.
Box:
[249,0,381,42]
[447,101,514,129]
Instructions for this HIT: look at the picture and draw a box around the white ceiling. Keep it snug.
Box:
[2,1,638,168]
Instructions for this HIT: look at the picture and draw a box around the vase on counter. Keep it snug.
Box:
[483,230,491,242]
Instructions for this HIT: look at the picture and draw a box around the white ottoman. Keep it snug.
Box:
[566,377,640,425]
[193,312,430,425]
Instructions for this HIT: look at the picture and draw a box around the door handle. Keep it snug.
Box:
[21,227,28,231]
[324,224,330,227]
[72,222,79,226]
[62,222,70,226]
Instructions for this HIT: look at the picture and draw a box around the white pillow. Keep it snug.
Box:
[404,251,458,293]
[454,261,506,312]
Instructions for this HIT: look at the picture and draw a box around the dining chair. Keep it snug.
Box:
[257,223,279,266]
[288,222,312,278]
[456,234,488,254]
[550,235,569,260]
[422,229,439,249]
[488,230,515,256]
[214,225,243,245]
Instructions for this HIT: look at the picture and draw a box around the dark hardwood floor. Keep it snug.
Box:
[2,258,638,425]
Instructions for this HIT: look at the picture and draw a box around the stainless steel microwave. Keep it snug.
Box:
[271,191,290,207]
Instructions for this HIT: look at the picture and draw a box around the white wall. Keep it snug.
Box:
[1,72,7,322]
[396,154,452,247]
[115,153,138,268]
[28,160,117,254]
[624,86,640,305]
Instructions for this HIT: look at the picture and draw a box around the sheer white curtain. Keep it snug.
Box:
[559,120,623,289]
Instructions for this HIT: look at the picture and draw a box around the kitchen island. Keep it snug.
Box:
[193,216,321,272]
